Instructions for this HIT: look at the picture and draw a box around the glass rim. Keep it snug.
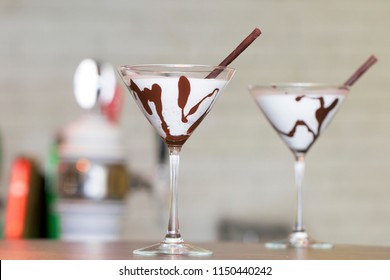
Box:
[249,82,350,90]
[118,64,235,74]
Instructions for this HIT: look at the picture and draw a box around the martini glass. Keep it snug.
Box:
[119,64,235,255]
[249,83,349,249]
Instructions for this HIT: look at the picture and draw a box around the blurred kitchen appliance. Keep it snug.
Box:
[56,59,129,241]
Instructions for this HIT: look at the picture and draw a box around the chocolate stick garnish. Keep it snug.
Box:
[206,27,261,79]
[343,55,378,87]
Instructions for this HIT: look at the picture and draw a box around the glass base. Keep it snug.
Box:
[265,231,333,249]
[133,237,212,256]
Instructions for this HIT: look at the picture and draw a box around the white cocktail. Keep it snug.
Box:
[119,64,235,255]
[250,83,349,248]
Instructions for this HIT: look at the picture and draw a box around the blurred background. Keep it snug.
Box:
[0,0,389,245]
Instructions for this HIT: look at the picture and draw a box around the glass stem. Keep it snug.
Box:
[165,145,182,239]
[293,153,306,233]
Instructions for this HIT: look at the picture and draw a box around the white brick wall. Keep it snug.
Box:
[0,0,389,245]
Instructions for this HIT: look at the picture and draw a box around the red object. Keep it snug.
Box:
[100,85,123,123]
[4,158,31,239]
[4,157,47,239]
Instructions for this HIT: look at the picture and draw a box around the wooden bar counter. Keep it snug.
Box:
[1,241,390,260]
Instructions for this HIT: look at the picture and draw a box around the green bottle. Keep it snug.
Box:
[44,134,61,239]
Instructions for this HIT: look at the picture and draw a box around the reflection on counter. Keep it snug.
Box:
[218,219,289,244]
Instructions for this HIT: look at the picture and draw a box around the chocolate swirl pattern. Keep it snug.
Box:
[254,90,346,154]
[129,76,221,146]
[275,95,339,153]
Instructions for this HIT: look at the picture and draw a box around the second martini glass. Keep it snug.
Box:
[119,64,235,255]
[249,83,349,249]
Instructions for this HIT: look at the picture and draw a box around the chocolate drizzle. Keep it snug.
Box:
[178,76,191,123]
[277,95,339,153]
[129,76,219,146]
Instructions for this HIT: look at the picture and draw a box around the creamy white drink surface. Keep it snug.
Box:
[125,76,228,146]
[253,87,347,153]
